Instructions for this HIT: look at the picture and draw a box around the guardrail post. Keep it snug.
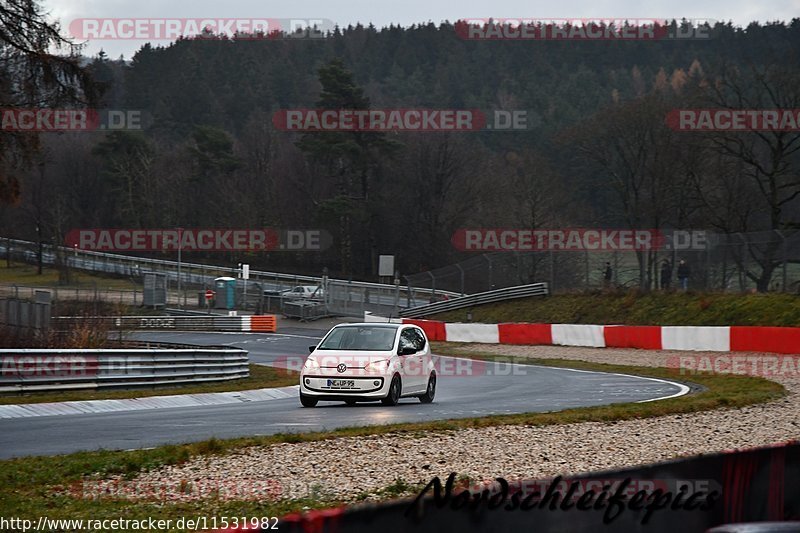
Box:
[782,232,788,292]
[584,250,590,289]
[393,272,400,317]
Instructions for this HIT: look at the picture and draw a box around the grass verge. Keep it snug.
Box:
[430,290,800,326]
[0,261,137,290]
[0,348,784,530]
[0,364,298,405]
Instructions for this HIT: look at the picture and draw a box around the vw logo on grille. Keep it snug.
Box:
[337,363,347,373]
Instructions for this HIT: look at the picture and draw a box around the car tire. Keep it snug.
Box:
[381,375,401,406]
[300,394,318,408]
[419,373,436,404]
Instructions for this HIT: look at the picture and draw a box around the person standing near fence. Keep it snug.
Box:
[677,259,690,291]
[660,259,672,290]
[603,262,613,289]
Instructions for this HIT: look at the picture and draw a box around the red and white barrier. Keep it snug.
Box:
[551,324,606,348]
[445,323,500,344]
[365,313,800,355]
[661,326,730,352]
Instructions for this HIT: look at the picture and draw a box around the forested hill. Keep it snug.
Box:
[117,21,800,134]
[7,21,800,282]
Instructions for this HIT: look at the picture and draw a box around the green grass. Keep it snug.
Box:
[0,364,298,405]
[431,290,800,326]
[0,262,138,289]
[0,347,784,530]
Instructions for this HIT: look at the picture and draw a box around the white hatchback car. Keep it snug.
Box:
[300,323,436,407]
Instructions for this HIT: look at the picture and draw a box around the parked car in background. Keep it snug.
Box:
[263,285,325,299]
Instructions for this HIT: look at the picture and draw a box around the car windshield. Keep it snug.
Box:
[317,326,397,351]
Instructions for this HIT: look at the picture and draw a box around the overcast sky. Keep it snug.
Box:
[44,0,800,59]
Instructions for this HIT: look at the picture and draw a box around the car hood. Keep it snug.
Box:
[308,351,392,368]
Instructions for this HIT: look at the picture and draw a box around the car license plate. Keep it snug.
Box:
[327,379,355,388]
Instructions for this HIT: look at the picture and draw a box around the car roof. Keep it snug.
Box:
[332,322,401,328]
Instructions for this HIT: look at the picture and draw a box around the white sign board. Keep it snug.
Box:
[242,264,250,280]
[378,255,395,277]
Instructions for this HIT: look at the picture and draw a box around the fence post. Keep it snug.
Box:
[393,271,400,318]
[584,250,590,290]
[782,232,788,292]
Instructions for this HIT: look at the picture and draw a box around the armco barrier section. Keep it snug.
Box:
[444,323,500,344]
[603,325,663,350]
[0,347,249,393]
[274,441,800,533]
[250,315,278,332]
[373,315,800,355]
[402,318,446,341]
[730,326,800,354]
[551,324,606,347]
[662,326,730,352]
[51,315,277,333]
[399,283,549,319]
[497,323,552,345]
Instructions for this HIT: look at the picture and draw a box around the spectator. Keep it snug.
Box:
[677,259,690,291]
[603,262,613,289]
[660,259,672,290]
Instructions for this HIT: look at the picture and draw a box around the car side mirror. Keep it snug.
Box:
[308,345,317,353]
[399,346,417,356]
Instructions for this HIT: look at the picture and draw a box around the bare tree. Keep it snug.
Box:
[1,0,96,203]
[704,64,800,291]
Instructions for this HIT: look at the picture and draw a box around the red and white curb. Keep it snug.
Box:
[367,313,800,354]
[0,385,299,419]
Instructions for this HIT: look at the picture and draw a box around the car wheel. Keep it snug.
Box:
[381,375,401,406]
[300,394,318,408]
[419,373,436,404]
[345,399,357,406]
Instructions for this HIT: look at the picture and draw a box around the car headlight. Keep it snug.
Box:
[303,358,320,371]
[364,360,389,373]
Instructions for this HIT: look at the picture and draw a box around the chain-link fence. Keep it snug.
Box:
[0,238,454,316]
[405,230,800,294]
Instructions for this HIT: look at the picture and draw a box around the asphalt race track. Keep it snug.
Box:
[0,330,688,458]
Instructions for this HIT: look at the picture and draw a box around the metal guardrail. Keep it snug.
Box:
[399,282,549,318]
[0,347,249,393]
[52,315,277,333]
[0,237,460,300]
